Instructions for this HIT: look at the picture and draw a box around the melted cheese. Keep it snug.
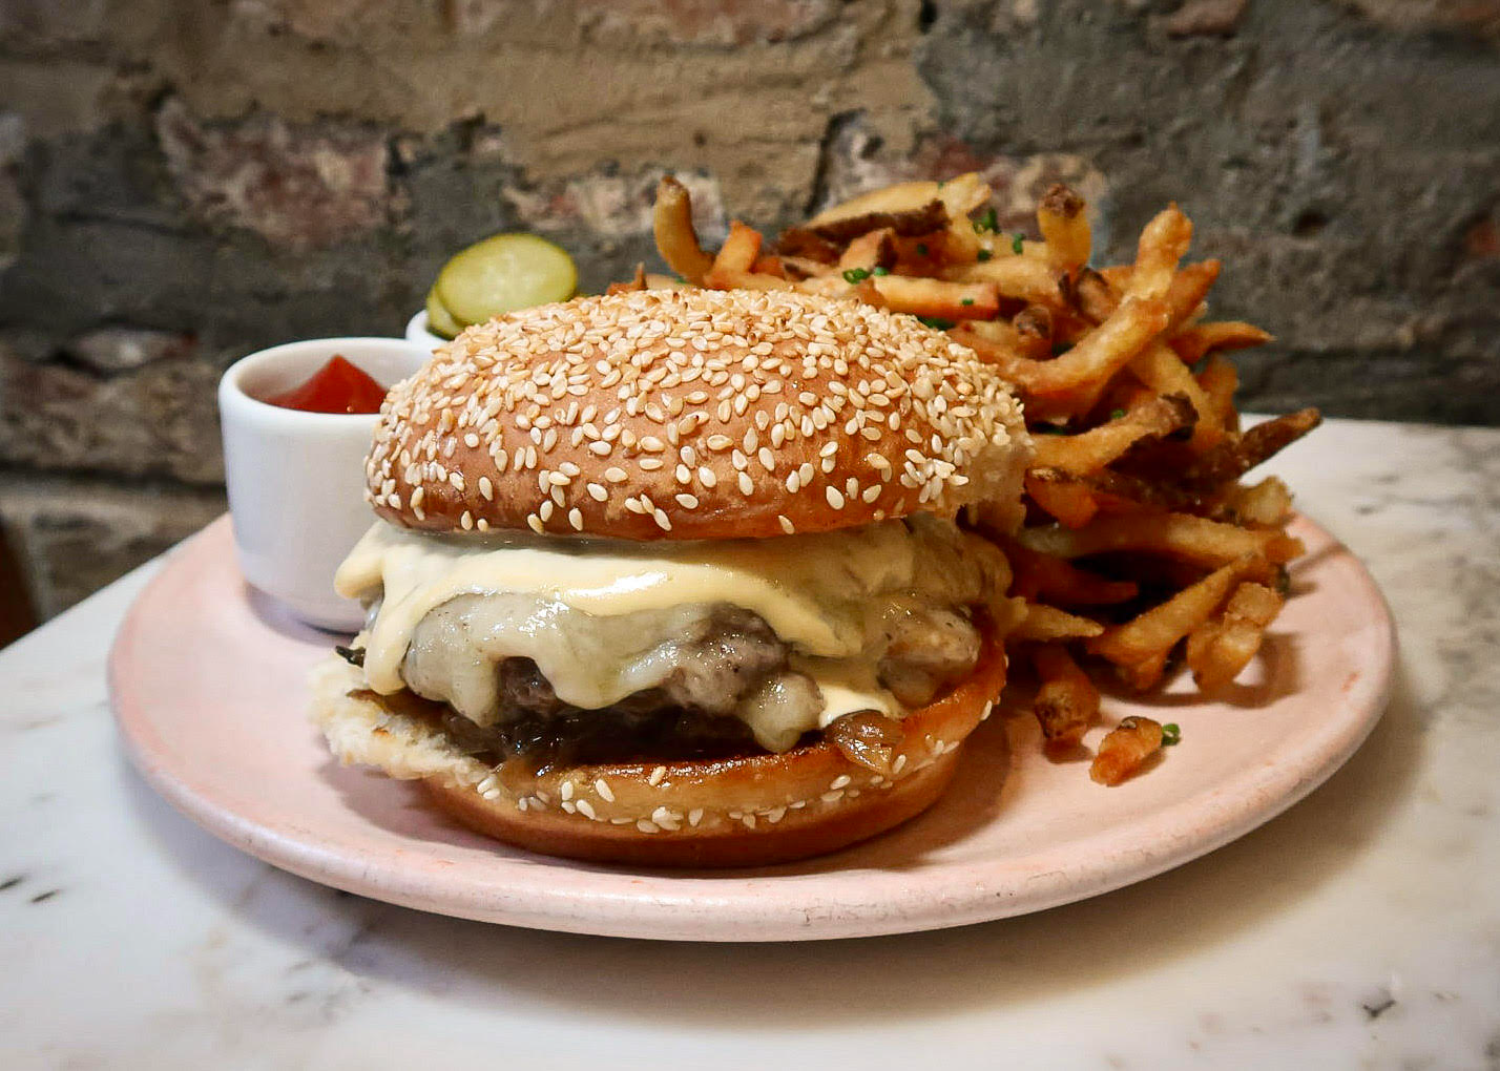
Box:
[336,515,1010,747]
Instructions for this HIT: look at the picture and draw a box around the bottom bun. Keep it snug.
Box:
[313,632,1007,868]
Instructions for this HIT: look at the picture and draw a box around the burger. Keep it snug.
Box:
[313,288,1031,866]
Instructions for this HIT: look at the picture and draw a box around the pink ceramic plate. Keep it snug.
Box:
[109,515,1394,941]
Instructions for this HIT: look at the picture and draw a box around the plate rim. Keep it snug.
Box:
[108,514,1396,941]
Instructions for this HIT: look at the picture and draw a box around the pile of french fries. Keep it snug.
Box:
[635,172,1321,786]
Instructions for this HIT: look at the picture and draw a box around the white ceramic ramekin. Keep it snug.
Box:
[405,310,448,350]
[218,338,431,631]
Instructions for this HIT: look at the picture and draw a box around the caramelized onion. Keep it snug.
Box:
[825,710,905,775]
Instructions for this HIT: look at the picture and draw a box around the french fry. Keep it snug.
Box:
[947,254,1063,308]
[872,275,999,320]
[1197,355,1239,431]
[803,193,948,245]
[1031,393,1196,475]
[751,254,786,278]
[1017,512,1303,568]
[935,171,992,217]
[1014,306,1054,353]
[943,214,983,265]
[652,176,715,285]
[1180,409,1323,489]
[808,181,941,226]
[937,174,989,264]
[1171,321,1273,364]
[1069,267,1119,323]
[1011,604,1106,643]
[1117,651,1170,692]
[705,220,762,284]
[991,297,1170,398]
[778,255,836,281]
[641,172,1317,747]
[1037,183,1091,276]
[1090,717,1165,785]
[950,321,1038,369]
[1221,476,1294,527]
[1163,260,1221,328]
[1032,644,1101,752]
[1129,342,1225,450]
[1005,540,1140,606]
[1125,205,1193,301]
[775,227,842,264]
[837,228,896,274]
[1089,554,1269,670]
[1025,470,1100,528]
[1186,581,1283,691]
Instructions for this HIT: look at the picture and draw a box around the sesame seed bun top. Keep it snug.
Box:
[365,289,1030,540]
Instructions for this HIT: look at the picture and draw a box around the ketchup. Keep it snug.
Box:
[263,356,387,414]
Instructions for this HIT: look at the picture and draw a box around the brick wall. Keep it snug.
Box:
[1,0,1497,619]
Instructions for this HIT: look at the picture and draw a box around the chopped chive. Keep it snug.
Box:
[1162,723,1182,746]
[977,249,993,262]
[872,265,889,276]
[916,243,929,257]
[973,207,999,234]
[841,267,871,284]
[961,297,975,306]
[1012,232,1025,254]
[917,316,955,330]
[1109,408,1126,421]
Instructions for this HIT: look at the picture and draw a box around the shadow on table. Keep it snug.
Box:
[123,660,1424,1031]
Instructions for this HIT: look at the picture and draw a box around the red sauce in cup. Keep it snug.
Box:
[263,356,387,415]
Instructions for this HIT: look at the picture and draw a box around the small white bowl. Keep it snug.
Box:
[218,338,431,632]
[405,310,448,350]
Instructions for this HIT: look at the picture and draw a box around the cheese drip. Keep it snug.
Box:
[337,515,1013,748]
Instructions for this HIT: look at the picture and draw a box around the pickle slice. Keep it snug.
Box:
[425,286,464,340]
[435,233,578,326]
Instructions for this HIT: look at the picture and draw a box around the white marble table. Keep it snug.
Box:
[1,418,1496,1070]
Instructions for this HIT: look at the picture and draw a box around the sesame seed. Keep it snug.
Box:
[688,808,704,826]
[778,514,795,534]
[594,778,615,802]
[826,487,845,509]
[648,765,667,786]
[560,781,574,800]
[576,799,597,820]
[830,774,852,790]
